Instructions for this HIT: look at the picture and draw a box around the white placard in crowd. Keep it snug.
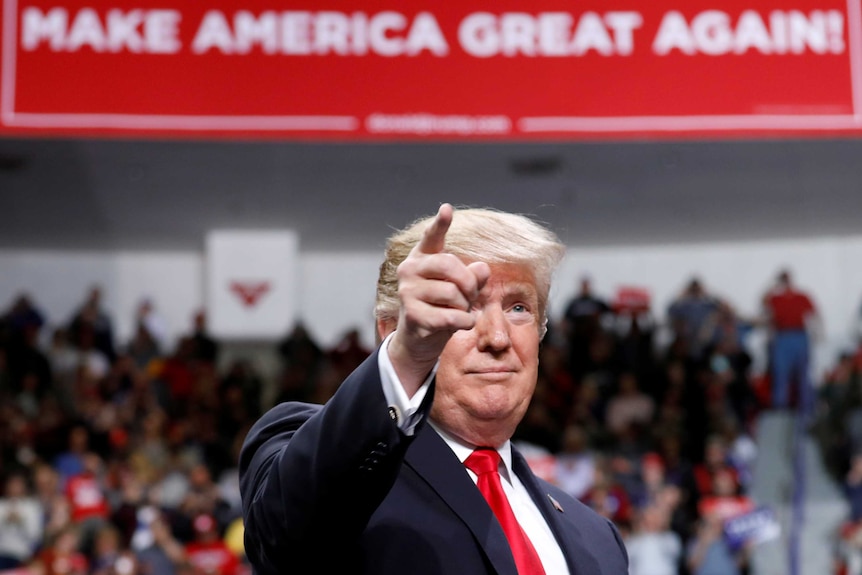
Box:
[206,230,298,339]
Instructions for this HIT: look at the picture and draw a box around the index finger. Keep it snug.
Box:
[417,203,453,255]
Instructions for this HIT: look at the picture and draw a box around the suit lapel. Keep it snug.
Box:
[404,426,519,575]
[512,449,605,575]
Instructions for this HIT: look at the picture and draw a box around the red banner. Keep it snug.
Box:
[1,0,861,139]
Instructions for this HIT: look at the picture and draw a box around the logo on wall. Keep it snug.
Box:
[207,230,297,339]
[229,280,271,308]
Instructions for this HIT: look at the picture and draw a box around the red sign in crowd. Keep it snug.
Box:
[0,0,860,139]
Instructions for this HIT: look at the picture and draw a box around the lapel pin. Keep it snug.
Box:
[548,494,564,513]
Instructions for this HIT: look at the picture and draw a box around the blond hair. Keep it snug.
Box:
[375,207,565,332]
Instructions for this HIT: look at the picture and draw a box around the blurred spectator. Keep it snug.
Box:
[134,299,168,356]
[2,294,45,340]
[110,471,148,548]
[605,372,654,439]
[582,458,633,529]
[656,434,692,490]
[562,276,612,379]
[328,328,370,378]
[568,373,605,446]
[215,435,244,523]
[127,326,160,373]
[35,524,88,575]
[128,411,169,487]
[579,333,618,407]
[812,351,862,481]
[696,467,753,522]
[47,329,78,411]
[838,519,862,575]
[762,268,819,411]
[277,323,321,372]
[15,373,41,420]
[90,525,124,575]
[135,510,187,575]
[69,333,110,383]
[157,339,196,415]
[616,311,656,381]
[667,278,721,360]
[53,426,91,487]
[219,361,262,435]
[188,311,218,366]
[32,464,69,543]
[64,453,110,550]
[535,345,576,432]
[563,277,611,342]
[686,512,745,575]
[630,453,668,510]
[692,436,740,506]
[653,361,687,438]
[184,514,238,575]
[707,324,755,426]
[0,471,43,570]
[276,322,322,403]
[2,294,51,396]
[512,390,560,453]
[148,421,203,511]
[625,504,682,575]
[68,287,116,364]
[688,460,753,575]
[555,425,596,501]
[610,288,656,377]
[179,464,229,530]
[721,418,758,492]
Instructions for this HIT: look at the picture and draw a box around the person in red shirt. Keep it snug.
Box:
[763,269,819,411]
[65,453,110,524]
[37,525,88,575]
[185,514,239,575]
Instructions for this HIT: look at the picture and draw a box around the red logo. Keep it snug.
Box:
[229,281,271,308]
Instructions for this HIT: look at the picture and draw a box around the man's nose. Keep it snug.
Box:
[475,305,511,352]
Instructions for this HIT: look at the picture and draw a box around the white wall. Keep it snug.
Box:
[298,252,382,348]
[0,249,383,350]
[2,235,861,380]
[0,250,202,348]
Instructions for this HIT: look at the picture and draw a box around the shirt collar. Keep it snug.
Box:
[429,421,514,486]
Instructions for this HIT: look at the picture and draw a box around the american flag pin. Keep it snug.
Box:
[548,494,564,513]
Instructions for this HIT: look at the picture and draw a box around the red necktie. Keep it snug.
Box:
[464,448,547,575]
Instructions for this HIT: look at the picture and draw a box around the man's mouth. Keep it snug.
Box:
[467,367,517,375]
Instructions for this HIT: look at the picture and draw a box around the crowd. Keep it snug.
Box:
[0,266,846,575]
[518,276,764,575]
[0,287,375,575]
[814,328,862,574]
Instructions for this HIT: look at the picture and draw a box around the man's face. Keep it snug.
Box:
[430,263,542,447]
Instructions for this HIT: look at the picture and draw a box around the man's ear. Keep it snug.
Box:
[376,318,396,344]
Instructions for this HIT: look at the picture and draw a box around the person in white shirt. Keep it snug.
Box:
[626,504,682,575]
[0,472,43,569]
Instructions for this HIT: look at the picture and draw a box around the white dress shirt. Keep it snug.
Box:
[378,333,571,575]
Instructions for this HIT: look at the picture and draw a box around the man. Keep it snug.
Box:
[562,276,611,379]
[762,269,819,411]
[667,278,720,360]
[240,204,628,574]
[67,286,116,363]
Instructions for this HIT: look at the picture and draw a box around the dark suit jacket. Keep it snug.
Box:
[240,349,628,574]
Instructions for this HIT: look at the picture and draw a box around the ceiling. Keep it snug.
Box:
[1,137,861,252]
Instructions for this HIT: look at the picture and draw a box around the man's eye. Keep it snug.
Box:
[511,304,528,313]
